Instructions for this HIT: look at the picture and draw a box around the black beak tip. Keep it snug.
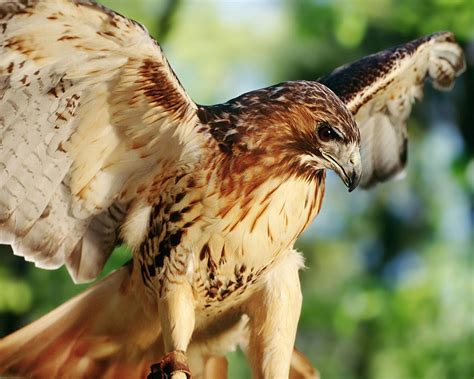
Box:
[347,171,360,192]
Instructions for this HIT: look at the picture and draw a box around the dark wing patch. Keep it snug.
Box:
[319,35,425,108]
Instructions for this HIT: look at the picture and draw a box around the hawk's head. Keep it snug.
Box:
[202,81,362,191]
[280,81,362,191]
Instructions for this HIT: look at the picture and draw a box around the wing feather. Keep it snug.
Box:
[0,0,201,282]
[319,32,465,187]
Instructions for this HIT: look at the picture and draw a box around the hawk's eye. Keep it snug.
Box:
[318,123,337,142]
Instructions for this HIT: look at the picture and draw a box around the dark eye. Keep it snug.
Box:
[318,123,337,142]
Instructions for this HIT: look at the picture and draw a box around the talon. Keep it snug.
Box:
[147,350,191,379]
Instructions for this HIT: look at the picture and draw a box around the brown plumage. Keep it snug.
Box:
[0,1,465,378]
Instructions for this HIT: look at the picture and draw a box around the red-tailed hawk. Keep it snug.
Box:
[0,1,465,378]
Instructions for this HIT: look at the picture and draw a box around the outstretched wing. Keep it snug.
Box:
[319,32,465,187]
[0,0,201,282]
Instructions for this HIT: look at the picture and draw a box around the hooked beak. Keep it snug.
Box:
[322,149,362,192]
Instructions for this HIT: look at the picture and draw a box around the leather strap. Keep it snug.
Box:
[147,350,191,379]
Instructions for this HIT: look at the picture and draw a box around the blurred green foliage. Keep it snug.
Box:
[1,1,472,378]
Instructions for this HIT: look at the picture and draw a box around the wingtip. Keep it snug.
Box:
[430,31,455,41]
[428,32,466,91]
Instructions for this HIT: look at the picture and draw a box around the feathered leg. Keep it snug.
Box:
[244,248,304,379]
[148,280,195,379]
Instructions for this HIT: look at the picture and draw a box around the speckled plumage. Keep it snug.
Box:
[0,1,465,378]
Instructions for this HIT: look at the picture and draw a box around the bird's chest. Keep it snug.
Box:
[187,173,326,309]
[134,171,325,311]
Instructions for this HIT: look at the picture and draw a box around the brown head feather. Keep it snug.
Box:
[198,81,359,182]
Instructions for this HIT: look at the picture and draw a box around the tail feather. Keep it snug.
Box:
[0,263,162,379]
